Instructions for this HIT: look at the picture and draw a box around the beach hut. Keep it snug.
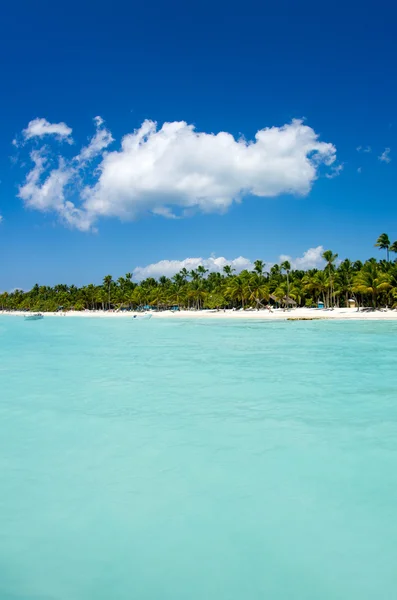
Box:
[270,294,297,308]
[285,297,297,307]
[317,301,324,309]
[348,298,356,309]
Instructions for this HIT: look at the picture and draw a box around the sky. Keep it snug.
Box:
[1,0,396,289]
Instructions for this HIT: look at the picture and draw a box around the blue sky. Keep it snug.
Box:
[1,0,396,289]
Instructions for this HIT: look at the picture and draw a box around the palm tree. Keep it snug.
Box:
[390,240,397,258]
[8,233,397,314]
[197,265,208,279]
[223,265,235,277]
[150,287,167,310]
[273,282,288,307]
[353,263,391,308]
[336,259,354,307]
[169,284,187,308]
[302,270,328,306]
[189,269,199,282]
[322,250,338,307]
[188,287,207,310]
[247,273,269,309]
[103,275,113,309]
[253,260,266,277]
[375,233,391,261]
[159,276,170,287]
[117,277,126,303]
[270,264,281,276]
[172,273,183,285]
[179,268,189,282]
[281,260,291,305]
[225,276,248,309]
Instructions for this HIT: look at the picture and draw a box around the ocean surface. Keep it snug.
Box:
[1,316,397,600]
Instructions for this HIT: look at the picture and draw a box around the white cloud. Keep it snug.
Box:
[22,118,73,142]
[83,118,336,222]
[279,245,325,270]
[76,117,114,163]
[325,163,343,179]
[133,246,326,280]
[356,145,371,153]
[133,256,254,280]
[17,150,92,231]
[378,148,391,163]
[16,117,337,230]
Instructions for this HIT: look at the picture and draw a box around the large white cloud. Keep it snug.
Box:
[17,117,338,230]
[133,247,326,280]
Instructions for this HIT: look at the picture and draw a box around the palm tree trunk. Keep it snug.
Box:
[287,272,290,304]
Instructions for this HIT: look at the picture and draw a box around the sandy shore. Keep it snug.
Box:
[2,308,397,320]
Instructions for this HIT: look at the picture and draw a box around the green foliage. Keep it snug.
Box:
[2,234,397,312]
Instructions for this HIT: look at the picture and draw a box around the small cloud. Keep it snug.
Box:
[357,167,362,173]
[151,206,178,219]
[325,163,343,179]
[356,145,371,153]
[378,148,391,163]
[22,118,73,143]
[75,116,113,164]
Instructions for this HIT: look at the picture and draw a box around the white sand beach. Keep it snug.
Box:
[2,307,397,320]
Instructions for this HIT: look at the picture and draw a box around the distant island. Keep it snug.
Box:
[1,234,396,313]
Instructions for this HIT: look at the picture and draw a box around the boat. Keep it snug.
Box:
[24,313,44,321]
[132,314,152,320]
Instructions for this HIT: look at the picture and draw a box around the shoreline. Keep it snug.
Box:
[2,308,397,320]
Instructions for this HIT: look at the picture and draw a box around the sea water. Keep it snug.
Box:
[1,316,397,600]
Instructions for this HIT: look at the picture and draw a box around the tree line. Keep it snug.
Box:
[1,234,397,312]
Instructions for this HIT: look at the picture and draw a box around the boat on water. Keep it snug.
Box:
[132,314,152,320]
[24,313,44,321]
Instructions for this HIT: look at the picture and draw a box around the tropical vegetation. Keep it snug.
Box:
[2,235,397,312]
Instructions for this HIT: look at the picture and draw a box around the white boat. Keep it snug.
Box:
[24,313,44,321]
[132,314,152,320]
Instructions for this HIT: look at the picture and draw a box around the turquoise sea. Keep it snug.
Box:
[1,316,397,600]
